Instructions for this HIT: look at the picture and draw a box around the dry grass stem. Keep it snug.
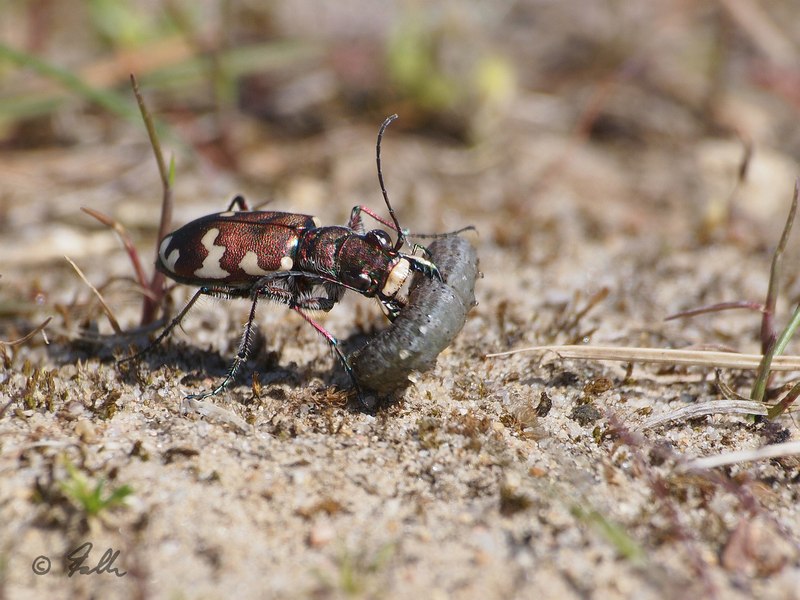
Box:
[682,440,800,471]
[0,317,52,347]
[642,400,768,430]
[81,207,150,291]
[131,74,173,325]
[486,345,800,371]
[64,255,122,334]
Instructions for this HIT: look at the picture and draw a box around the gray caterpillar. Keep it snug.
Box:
[350,235,479,396]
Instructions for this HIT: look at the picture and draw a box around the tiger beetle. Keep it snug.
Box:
[124,115,441,402]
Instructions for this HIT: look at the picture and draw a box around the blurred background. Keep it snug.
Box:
[3,1,800,228]
[3,0,800,338]
[4,6,800,597]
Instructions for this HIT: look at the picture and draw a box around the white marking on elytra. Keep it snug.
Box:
[239,251,270,276]
[218,211,235,217]
[311,216,322,228]
[159,235,180,273]
[381,258,410,297]
[279,256,294,271]
[194,228,230,279]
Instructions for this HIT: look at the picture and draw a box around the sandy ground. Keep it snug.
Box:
[1,115,799,599]
[3,3,800,599]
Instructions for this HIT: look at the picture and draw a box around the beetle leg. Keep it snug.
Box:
[186,284,340,401]
[380,297,406,322]
[348,204,404,235]
[226,194,249,211]
[291,306,362,399]
[119,285,239,365]
[186,292,261,401]
[251,284,338,313]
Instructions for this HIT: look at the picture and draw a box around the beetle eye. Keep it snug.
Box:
[358,271,377,292]
[367,229,392,247]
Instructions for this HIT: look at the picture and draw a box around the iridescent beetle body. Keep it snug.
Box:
[156,207,434,317]
[157,211,317,287]
[130,116,443,402]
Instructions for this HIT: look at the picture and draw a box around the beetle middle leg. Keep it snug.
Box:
[188,278,351,400]
[184,280,335,400]
[186,291,262,400]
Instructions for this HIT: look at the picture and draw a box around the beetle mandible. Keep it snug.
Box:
[129,115,441,401]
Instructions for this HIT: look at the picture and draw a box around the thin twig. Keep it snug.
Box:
[131,74,173,326]
[81,207,149,291]
[761,178,798,350]
[716,370,750,401]
[665,300,764,321]
[0,317,52,347]
[767,381,800,420]
[560,287,609,334]
[65,256,122,334]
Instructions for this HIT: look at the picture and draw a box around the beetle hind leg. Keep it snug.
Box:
[226,194,249,211]
[118,284,245,366]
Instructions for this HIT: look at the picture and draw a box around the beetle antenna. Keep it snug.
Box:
[409,225,477,239]
[376,114,405,251]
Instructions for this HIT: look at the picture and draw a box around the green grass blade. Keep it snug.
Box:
[0,42,139,121]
